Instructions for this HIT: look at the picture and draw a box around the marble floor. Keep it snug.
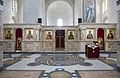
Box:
[1,53,120,78]
[6,54,114,72]
[0,70,120,78]
[0,71,42,78]
[79,71,120,78]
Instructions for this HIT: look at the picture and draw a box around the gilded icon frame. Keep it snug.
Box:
[67,30,75,40]
[86,28,95,40]
[4,28,13,40]
[25,29,34,40]
[106,28,115,40]
[45,30,53,40]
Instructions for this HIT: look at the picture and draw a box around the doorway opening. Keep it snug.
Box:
[15,28,22,51]
[55,30,65,51]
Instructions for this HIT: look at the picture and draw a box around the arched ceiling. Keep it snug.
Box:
[47,1,73,25]
[47,1,72,18]
[45,0,74,10]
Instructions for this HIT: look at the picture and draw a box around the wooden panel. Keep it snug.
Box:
[55,30,65,50]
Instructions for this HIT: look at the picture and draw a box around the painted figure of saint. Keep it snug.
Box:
[107,30,114,39]
[87,31,94,39]
[26,30,33,39]
[68,31,74,40]
[86,0,95,22]
[5,30,13,39]
[46,32,52,39]
[16,37,22,50]
[98,37,103,49]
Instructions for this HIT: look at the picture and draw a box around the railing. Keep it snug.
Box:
[0,0,3,6]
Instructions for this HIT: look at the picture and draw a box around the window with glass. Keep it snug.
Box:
[103,0,108,13]
[12,0,17,12]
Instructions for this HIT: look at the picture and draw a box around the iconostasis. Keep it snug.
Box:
[3,24,117,52]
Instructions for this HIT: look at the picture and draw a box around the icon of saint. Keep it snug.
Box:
[26,30,33,39]
[5,30,13,39]
[98,37,103,49]
[87,31,94,39]
[107,30,114,39]
[16,37,22,50]
[46,32,52,39]
[68,31,74,40]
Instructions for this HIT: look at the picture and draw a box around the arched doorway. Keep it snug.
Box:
[47,1,73,26]
[55,30,65,51]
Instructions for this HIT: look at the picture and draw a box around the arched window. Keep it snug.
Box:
[14,0,17,12]
[57,18,63,26]
[103,0,108,13]
[12,0,14,11]
[12,0,17,12]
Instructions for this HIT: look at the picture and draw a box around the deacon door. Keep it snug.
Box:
[55,30,65,50]
[97,28,104,50]
[16,28,22,51]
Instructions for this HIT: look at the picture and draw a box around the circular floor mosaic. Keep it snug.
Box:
[29,54,85,66]
[79,62,93,66]
[27,62,41,66]
[49,71,71,78]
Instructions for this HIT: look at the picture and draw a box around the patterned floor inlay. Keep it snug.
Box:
[2,53,119,78]
[29,54,85,66]
[27,62,41,66]
[100,58,117,65]
[6,54,114,71]
[3,59,20,68]
[0,71,42,78]
[79,62,93,66]
[3,54,32,68]
[40,69,81,78]
[79,71,120,78]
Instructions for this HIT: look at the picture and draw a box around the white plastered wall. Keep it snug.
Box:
[2,0,18,23]
[38,0,45,25]
[0,13,3,67]
[3,0,12,23]
[22,0,39,23]
[0,6,3,68]
[116,0,120,67]
[74,0,82,25]
[102,0,118,23]
[10,0,103,24]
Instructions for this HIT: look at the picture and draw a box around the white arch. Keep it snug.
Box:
[47,1,73,26]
